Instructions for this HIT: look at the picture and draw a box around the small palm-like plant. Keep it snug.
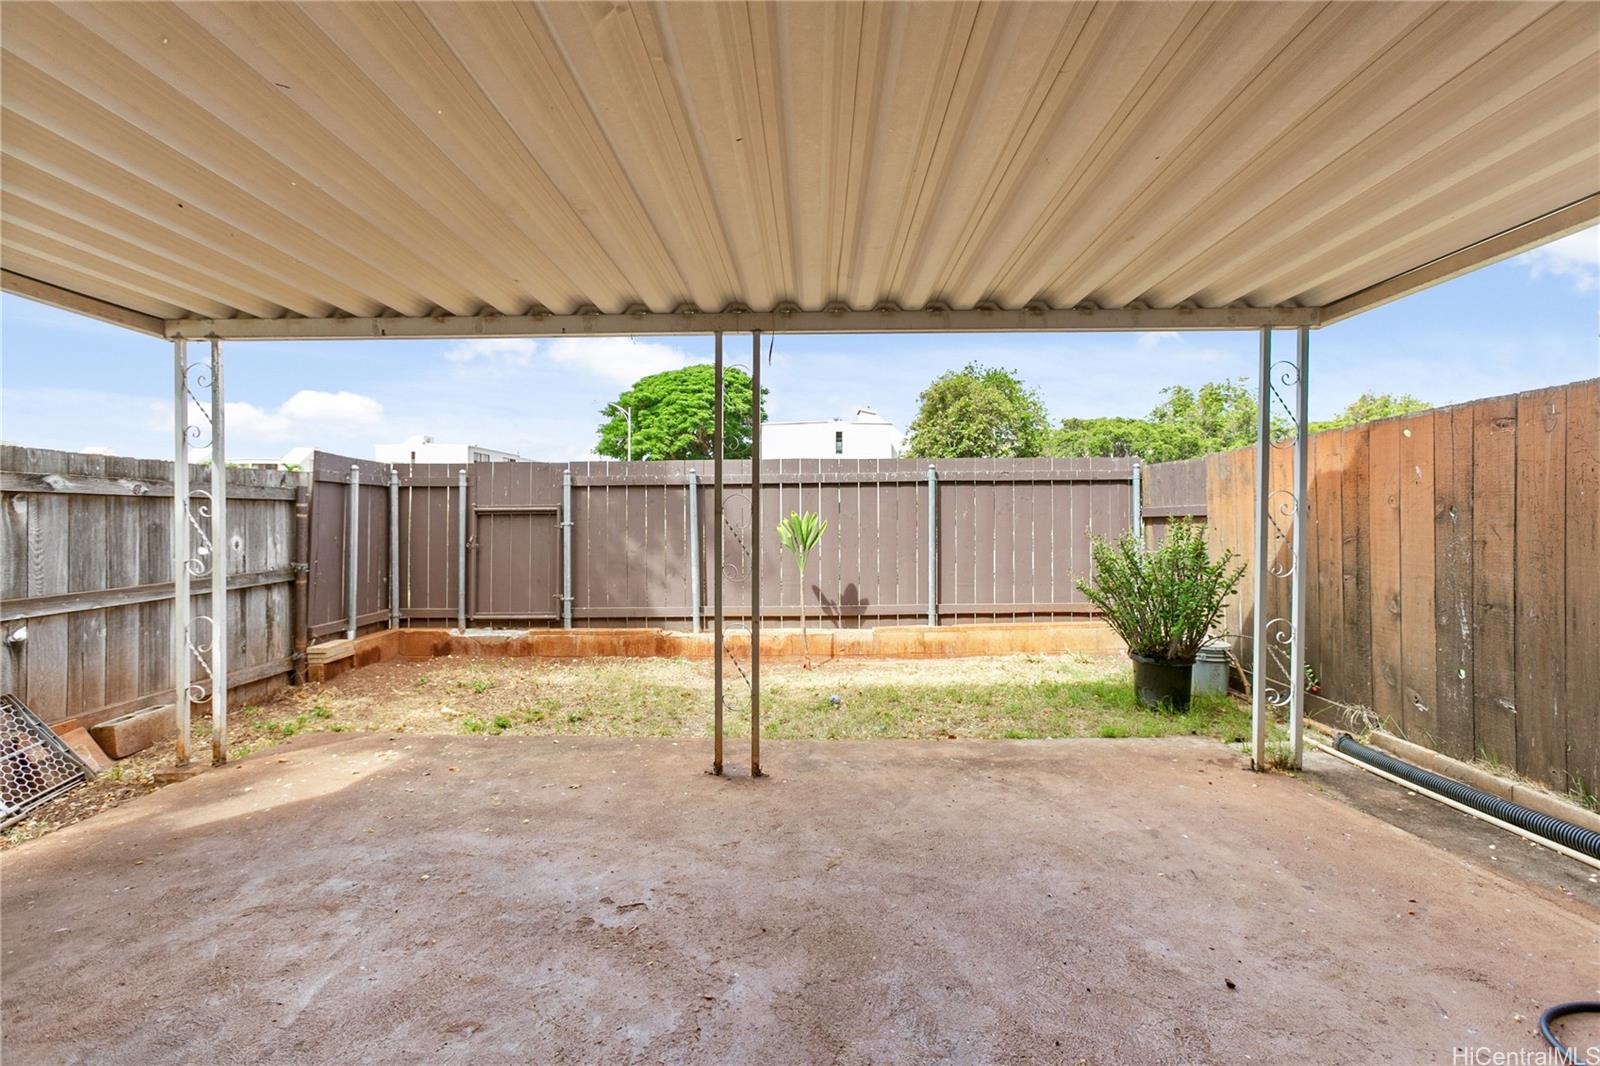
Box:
[775,510,828,667]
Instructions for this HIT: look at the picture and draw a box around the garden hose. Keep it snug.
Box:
[1540,1001,1600,1066]
[1331,735,1600,860]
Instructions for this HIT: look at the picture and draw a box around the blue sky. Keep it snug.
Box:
[2,227,1595,462]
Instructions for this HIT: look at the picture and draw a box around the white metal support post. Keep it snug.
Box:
[1131,460,1143,541]
[346,464,360,640]
[208,338,228,765]
[171,336,229,767]
[1251,328,1272,769]
[749,330,763,778]
[171,338,191,765]
[1288,327,1311,769]
[711,332,725,776]
[1250,326,1311,771]
[687,469,701,633]
[457,468,468,631]
[388,468,400,629]
[561,466,573,630]
[926,464,938,627]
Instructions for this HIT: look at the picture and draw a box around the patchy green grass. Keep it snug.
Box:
[3,657,1256,852]
[759,675,1247,742]
[238,653,1250,745]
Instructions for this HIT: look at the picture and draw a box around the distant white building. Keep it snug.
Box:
[374,434,522,465]
[233,446,315,470]
[761,408,904,460]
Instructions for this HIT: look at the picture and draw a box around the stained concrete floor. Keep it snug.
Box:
[2,735,1595,1065]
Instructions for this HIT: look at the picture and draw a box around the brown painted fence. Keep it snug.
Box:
[1140,457,1207,545]
[307,455,1140,634]
[1203,379,1598,795]
[0,445,300,727]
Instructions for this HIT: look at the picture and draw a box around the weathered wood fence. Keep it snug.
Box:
[306,455,1142,635]
[0,445,300,727]
[1203,378,1598,794]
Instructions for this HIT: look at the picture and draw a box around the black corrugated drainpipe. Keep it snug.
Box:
[1332,734,1600,860]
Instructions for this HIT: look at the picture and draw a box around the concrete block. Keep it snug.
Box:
[56,726,114,773]
[89,704,178,759]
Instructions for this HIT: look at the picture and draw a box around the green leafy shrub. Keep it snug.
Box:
[1075,520,1242,663]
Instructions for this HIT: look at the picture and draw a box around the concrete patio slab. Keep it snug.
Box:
[2,736,1594,1064]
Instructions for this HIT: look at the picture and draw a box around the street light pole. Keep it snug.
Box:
[606,403,634,461]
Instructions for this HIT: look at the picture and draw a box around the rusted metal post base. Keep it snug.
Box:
[154,762,209,784]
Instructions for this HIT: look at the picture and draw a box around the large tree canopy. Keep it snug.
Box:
[1050,379,1262,462]
[903,363,1050,458]
[1310,392,1430,432]
[596,364,766,460]
[1050,380,1431,461]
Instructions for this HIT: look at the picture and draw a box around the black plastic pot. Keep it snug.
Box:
[1130,653,1194,710]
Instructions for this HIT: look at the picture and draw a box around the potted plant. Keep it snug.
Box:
[775,510,828,668]
[1076,521,1243,710]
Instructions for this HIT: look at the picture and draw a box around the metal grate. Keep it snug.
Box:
[1,694,91,830]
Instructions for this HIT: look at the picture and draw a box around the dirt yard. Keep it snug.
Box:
[2,734,1594,1064]
[4,653,1253,848]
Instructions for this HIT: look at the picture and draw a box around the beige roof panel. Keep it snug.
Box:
[1,0,1596,337]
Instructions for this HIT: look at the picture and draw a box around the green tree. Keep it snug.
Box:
[596,364,766,460]
[1148,379,1261,452]
[904,363,1050,458]
[1050,416,1204,464]
[1049,378,1273,462]
[1310,392,1429,432]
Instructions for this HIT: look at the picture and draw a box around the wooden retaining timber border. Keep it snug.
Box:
[303,622,1128,684]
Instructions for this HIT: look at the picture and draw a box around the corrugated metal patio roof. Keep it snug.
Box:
[1,1,1596,338]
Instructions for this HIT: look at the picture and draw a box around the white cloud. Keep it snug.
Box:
[79,445,115,456]
[1516,226,1599,293]
[441,335,705,387]
[543,336,702,386]
[443,338,537,367]
[227,390,384,442]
